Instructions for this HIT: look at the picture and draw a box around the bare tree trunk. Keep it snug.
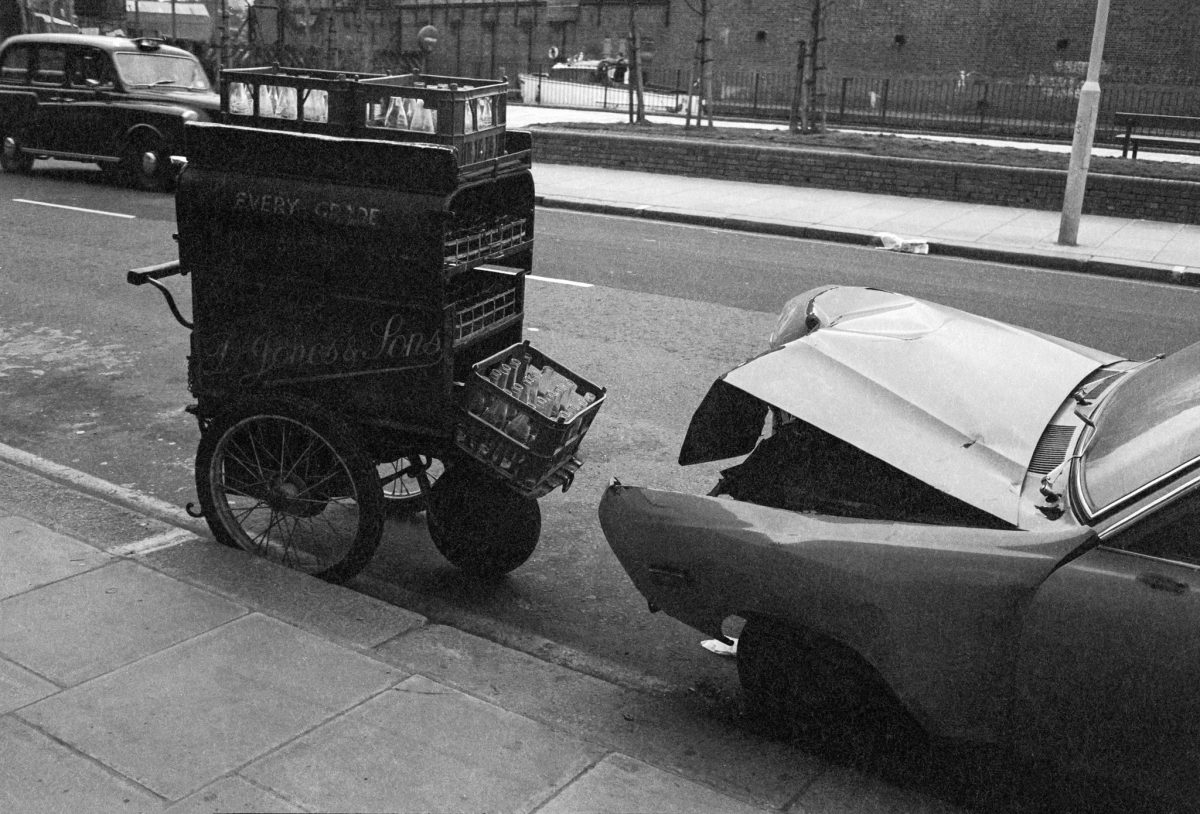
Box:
[808,0,827,132]
[629,0,646,123]
[699,0,713,126]
[789,39,806,133]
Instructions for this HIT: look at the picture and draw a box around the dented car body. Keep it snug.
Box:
[599,286,1200,805]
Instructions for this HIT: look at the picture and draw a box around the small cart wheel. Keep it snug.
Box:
[378,454,443,518]
[194,394,384,584]
[426,463,541,578]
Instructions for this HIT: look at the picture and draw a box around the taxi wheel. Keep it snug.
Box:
[426,462,541,578]
[124,140,171,191]
[1,133,33,173]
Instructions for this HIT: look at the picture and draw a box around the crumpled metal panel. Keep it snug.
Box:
[598,482,1097,739]
[720,288,1120,526]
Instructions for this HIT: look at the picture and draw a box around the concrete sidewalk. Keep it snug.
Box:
[0,455,962,813]
[530,162,1200,286]
[506,101,1200,285]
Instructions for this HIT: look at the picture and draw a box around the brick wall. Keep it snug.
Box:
[529,128,1200,225]
[410,0,1199,90]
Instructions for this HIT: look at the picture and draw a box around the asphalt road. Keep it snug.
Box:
[4,162,1200,706]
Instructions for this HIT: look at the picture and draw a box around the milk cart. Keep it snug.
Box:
[128,66,605,583]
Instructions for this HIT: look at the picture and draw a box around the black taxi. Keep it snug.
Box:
[0,33,219,189]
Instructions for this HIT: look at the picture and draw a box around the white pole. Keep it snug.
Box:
[1058,0,1111,246]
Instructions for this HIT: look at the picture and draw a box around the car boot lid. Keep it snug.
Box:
[685,287,1121,526]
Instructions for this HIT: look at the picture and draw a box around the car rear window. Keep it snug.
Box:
[1,45,32,83]
[1082,342,1200,511]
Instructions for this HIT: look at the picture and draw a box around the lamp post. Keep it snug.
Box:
[1058,0,1111,246]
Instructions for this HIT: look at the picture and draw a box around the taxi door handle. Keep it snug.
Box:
[1137,572,1189,595]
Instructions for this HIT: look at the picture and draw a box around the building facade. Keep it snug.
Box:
[405,0,1199,87]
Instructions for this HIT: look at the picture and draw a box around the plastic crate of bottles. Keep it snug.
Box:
[455,341,606,497]
[220,66,509,166]
[448,270,523,347]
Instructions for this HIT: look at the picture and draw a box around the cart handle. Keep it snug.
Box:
[126,260,184,286]
[127,260,192,330]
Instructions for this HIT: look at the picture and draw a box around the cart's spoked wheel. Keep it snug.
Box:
[378,455,443,517]
[195,396,384,584]
[426,463,541,579]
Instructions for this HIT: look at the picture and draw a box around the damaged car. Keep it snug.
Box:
[599,285,1200,808]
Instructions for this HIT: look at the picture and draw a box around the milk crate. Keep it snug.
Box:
[220,65,510,166]
[454,341,606,497]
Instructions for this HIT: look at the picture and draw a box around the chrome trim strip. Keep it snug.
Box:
[24,147,121,163]
[1097,471,1200,541]
[1080,456,1200,521]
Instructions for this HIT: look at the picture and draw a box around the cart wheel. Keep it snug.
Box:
[426,464,541,579]
[378,455,443,517]
[194,395,384,584]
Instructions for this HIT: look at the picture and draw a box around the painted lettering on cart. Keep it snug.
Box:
[232,190,382,227]
[199,312,441,382]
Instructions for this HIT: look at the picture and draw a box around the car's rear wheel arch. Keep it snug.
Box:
[737,614,923,747]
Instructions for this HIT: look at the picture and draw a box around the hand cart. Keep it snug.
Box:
[128,66,605,584]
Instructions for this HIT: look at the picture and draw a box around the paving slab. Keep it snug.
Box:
[144,538,426,649]
[819,197,936,230]
[975,211,1060,247]
[163,776,306,814]
[0,514,110,599]
[242,674,605,814]
[0,716,161,813]
[0,655,57,713]
[374,624,822,810]
[0,559,245,686]
[1149,233,1200,268]
[19,613,404,801]
[862,199,967,236]
[539,752,770,814]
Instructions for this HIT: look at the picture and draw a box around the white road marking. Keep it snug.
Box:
[527,274,593,288]
[13,199,135,219]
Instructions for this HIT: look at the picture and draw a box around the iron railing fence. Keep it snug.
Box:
[829,77,1200,141]
[502,62,1200,144]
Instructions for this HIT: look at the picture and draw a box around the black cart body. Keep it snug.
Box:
[178,119,534,462]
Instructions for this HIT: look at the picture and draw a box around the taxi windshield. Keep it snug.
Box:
[1081,342,1200,511]
[114,52,210,90]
